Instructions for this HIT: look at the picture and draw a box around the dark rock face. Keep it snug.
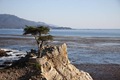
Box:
[37,43,93,80]
[0,49,27,69]
[0,49,10,57]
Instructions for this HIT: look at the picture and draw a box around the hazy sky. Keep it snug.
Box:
[0,0,120,29]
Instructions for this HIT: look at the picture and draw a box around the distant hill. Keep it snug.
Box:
[0,14,71,29]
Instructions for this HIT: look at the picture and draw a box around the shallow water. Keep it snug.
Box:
[1,38,120,64]
[66,39,120,64]
[69,52,120,64]
[0,30,120,64]
[0,49,26,66]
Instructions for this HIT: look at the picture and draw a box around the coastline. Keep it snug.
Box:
[74,64,120,80]
[0,64,120,80]
[0,35,120,64]
[0,35,120,80]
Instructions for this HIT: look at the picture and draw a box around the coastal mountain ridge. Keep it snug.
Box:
[0,14,71,29]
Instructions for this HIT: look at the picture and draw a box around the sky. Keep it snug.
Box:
[0,0,120,29]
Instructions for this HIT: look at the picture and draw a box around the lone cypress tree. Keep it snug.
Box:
[23,25,53,58]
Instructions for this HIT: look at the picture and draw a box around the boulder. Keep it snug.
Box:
[0,49,8,57]
[36,43,93,80]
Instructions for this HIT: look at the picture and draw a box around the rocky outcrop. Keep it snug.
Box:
[0,49,26,69]
[36,43,93,80]
[0,49,9,57]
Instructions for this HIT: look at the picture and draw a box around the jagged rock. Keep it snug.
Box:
[0,49,9,57]
[36,43,93,80]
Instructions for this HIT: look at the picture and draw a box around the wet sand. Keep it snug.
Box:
[0,35,120,80]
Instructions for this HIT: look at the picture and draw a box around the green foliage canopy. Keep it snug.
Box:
[24,25,50,35]
[23,25,53,57]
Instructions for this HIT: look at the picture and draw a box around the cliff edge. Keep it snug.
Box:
[36,43,93,80]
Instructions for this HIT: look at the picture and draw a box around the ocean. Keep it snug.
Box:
[0,29,120,37]
[0,29,120,64]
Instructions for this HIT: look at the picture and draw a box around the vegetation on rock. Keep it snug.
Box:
[23,25,53,58]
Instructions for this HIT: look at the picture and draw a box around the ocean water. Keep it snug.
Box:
[0,29,120,64]
[50,29,120,37]
[0,29,120,37]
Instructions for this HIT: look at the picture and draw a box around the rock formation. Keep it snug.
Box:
[36,43,93,80]
[0,49,8,57]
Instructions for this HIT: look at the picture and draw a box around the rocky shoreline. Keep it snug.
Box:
[0,63,41,80]
[0,43,93,80]
[0,64,120,80]
[0,49,26,69]
[0,35,120,80]
[75,64,120,80]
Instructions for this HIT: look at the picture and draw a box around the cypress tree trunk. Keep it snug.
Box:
[38,41,44,58]
[38,45,40,58]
